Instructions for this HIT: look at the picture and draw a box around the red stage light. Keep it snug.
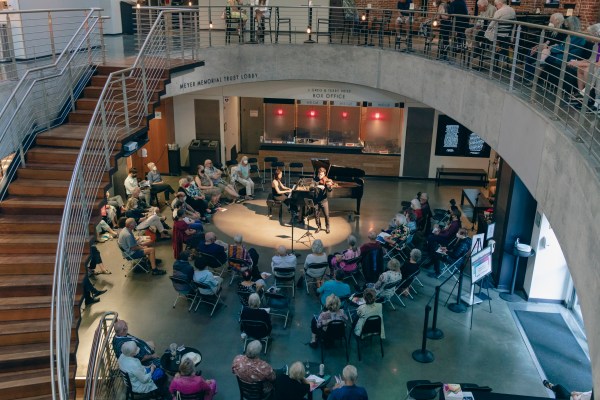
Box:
[276,108,283,116]
[309,110,316,117]
[342,111,348,118]
[374,112,381,120]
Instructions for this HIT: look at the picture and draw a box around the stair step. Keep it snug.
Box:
[83,85,160,102]
[0,196,103,216]
[91,73,168,88]
[0,236,90,257]
[76,98,154,115]
[0,319,77,347]
[0,215,66,234]
[0,339,78,372]
[0,366,76,399]
[0,296,53,322]
[95,65,128,75]
[26,147,80,164]
[68,109,131,125]
[9,179,109,198]
[0,275,56,297]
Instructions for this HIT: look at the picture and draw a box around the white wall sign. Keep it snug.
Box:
[307,87,352,100]
[249,110,259,117]
[154,111,162,119]
[176,72,259,93]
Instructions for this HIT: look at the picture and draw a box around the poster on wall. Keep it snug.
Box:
[435,115,491,158]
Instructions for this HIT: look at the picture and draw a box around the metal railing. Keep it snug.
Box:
[82,312,122,400]
[0,8,102,82]
[133,5,600,162]
[55,9,196,400]
[0,8,104,201]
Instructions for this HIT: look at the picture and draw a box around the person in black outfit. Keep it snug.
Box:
[274,361,310,400]
[448,0,469,52]
[429,228,472,278]
[395,0,412,50]
[240,293,272,335]
[314,167,333,234]
[272,168,302,225]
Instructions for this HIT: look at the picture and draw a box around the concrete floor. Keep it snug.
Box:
[75,177,583,400]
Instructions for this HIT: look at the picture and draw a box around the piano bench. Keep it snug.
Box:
[267,197,283,220]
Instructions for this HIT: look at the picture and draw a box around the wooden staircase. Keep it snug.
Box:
[0,64,177,399]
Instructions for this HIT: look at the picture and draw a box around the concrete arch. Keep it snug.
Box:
[167,45,600,390]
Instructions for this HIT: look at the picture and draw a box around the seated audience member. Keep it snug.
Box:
[360,230,381,254]
[419,192,432,231]
[382,214,411,247]
[238,270,266,305]
[118,218,165,275]
[428,210,461,251]
[88,244,111,275]
[240,293,272,335]
[229,234,261,280]
[429,228,472,278]
[354,288,385,339]
[542,380,592,400]
[232,156,256,200]
[172,208,202,258]
[329,235,361,276]
[195,164,222,200]
[399,249,421,296]
[171,192,203,222]
[369,258,402,295]
[271,245,297,275]
[232,340,276,394]
[405,211,418,233]
[274,361,310,400]
[112,319,160,366]
[124,167,150,204]
[566,23,600,110]
[317,270,351,306]
[178,176,210,218]
[106,190,125,216]
[204,159,242,202]
[101,200,119,227]
[124,195,171,238]
[465,0,496,49]
[169,357,217,400]
[328,365,368,400]
[118,341,166,397]
[523,13,566,82]
[309,294,348,348]
[193,258,224,295]
[96,218,118,243]
[304,239,328,286]
[198,232,228,265]
[146,162,175,205]
[172,250,194,286]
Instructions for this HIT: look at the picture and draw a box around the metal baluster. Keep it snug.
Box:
[121,74,131,132]
[180,12,185,60]
[99,11,106,65]
[552,35,571,115]
[488,24,498,78]
[5,15,17,79]
[530,30,546,103]
[509,26,521,92]
[48,12,56,63]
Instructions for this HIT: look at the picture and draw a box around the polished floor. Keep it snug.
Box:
[76,177,587,400]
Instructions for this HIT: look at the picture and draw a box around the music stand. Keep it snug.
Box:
[296,198,316,247]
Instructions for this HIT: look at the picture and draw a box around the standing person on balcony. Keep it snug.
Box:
[465,0,496,51]
[124,168,151,204]
[448,0,469,52]
[118,218,166,275]
[436,0,451,61]
[395,0,412,49]
[146,162,175,207]
[484,0,515,43]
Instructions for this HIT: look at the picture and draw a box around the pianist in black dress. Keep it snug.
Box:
[272,168,301,224]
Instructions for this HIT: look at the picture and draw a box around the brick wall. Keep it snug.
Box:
[354,0,599,28]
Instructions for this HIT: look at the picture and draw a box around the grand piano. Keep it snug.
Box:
[290,159,365,215]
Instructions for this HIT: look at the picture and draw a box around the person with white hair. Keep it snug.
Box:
[328,235,361,276]
[274,361,310,400]
[112,320,160,366]
[328,365,368,400]
[146,161,175,206]
[382,214,410,247]
[232,340,276,394]
[271,245,297,274]
[240,293,272,335]
[118,341,161,395]
[465,0,496,49]
[232,156,255,200]
[523,13,567,83]
[304,239,328,287]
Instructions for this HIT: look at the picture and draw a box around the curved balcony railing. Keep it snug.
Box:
[80,6,600,399]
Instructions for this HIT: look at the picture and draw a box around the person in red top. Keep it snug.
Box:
[172,209,200,259]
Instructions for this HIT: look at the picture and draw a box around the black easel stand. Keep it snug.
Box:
[426,286,444,340]
[447,264,467,313]
[412,305,434,363]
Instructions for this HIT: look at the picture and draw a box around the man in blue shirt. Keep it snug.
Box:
[118,218,164,275]
[329,365,368,400]
[317,270,351,306]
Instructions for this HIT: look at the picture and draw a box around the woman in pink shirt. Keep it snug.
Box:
[169,358,217,400]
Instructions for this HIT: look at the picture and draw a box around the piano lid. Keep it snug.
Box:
[311,158,366,179]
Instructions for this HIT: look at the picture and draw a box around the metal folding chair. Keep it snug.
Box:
[304,262,328,294]
[273,266,296,297]
[192,282,224,317]
[119,245,149,277]
[169,276,198,311]
[240,319,271,353]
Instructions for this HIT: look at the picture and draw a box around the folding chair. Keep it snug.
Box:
[196,251,227,277]
[120,370,162,400]
[438,251,470,280]
[394,269,421,305]
[227,255,252,285]
[319,319,349,363]
[340,256,364,286]
[236,377,273,400]
[264,292,290,328]
[169,276,198,311]
[240,319,271,353]
[273,267,296,297]
[176,391,207,400]
[304,262,328,294]
[119,245,149,277]
[376,280,403,310]
[192,282,224,317]
[353,315,384,361]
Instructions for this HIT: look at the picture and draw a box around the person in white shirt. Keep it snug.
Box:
[271,245,297,275]
[484,0,515,42]
[465,0,496,48]
[118,341,159,395]
[124,168,150,204]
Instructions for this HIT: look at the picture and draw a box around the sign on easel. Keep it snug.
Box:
[462,246,493,306]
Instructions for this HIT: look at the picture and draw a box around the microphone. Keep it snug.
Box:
[404,382,444,400]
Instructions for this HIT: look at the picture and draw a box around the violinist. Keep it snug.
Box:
[314,167,333,234]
